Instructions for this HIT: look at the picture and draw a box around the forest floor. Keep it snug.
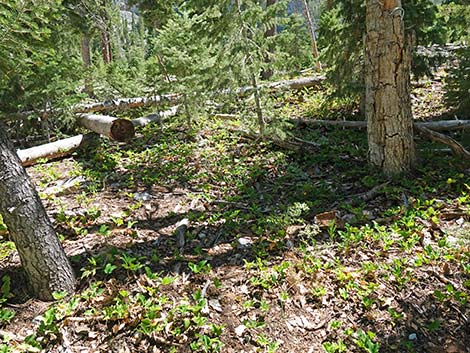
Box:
[1,79,469,353]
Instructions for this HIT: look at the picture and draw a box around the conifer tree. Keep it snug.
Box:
[0,1,76,300]
[318,0,445,102]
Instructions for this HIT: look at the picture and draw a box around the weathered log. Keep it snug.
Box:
[234,76,325,96]
[293,119,470,131]
[17,134,96,167]
[75,94,181,114]
[3,76,326,121]
[4,94,182,121]
[415,125,470,160]
[131,106,179,127]
[415,120,470,131]
[78,114,135,142]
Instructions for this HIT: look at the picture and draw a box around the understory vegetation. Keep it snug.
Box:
[1,86,469,352]
[0,0,469,352]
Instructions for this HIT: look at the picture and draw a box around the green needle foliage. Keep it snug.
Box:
[144,1,311,130]
[0,0,82,118]
[317,0,446,104]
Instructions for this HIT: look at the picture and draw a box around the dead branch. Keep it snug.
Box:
[415,125,470,160]
[293,119,470,131]
[229,128,318,152]
[347,182,390,205]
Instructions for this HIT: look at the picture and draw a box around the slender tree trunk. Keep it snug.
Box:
[81,33,93,96]
[301,0,322,71]
[365,0,415,175]
[80,34,91,67]
[101,30,112,64]
[251,73,265,135]
[261,0,276,80]
[0,124,75,300]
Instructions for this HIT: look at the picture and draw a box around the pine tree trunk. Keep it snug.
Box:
[101,30,112,64]
[81,33,93,96]
[365,0,415,175]
[0,124,75,300]
[80,34,91,67]
[301,0,322,71]
[261,0,276,80]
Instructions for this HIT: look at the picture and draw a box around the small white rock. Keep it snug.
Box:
[235,324,246,336]
[209,299,223,312]
[408,333,417,341]
[237,237,253,246]
[133,192,152,201]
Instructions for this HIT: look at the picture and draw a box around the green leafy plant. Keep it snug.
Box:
[188,260,212,275]
[353,330,380,353]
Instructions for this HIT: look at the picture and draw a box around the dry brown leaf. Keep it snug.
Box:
[314,210,345,229]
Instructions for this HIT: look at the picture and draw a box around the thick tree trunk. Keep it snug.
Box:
[301,0,322,71]
[365,0,415,174]
[0,124,75,300]
[78,114,135,142]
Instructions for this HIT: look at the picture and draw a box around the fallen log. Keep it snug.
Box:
[4,94,182,121]
[415,125,470,160]
[6,76,325,121]
[293,119,470,131]
[131,106,179,127]
[75,94,181,114]
[17,134,96,167]
[78,114,135,142]
[233,75,325,96]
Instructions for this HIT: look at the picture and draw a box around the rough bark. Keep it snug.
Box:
[78,114,135,142]
[0,124,75,300]
[17,134,96,167]
[301,0,322,71]
[365,0,415,174]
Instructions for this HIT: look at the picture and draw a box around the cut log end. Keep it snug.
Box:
[78,114,135,142]
[110,119,135,142]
